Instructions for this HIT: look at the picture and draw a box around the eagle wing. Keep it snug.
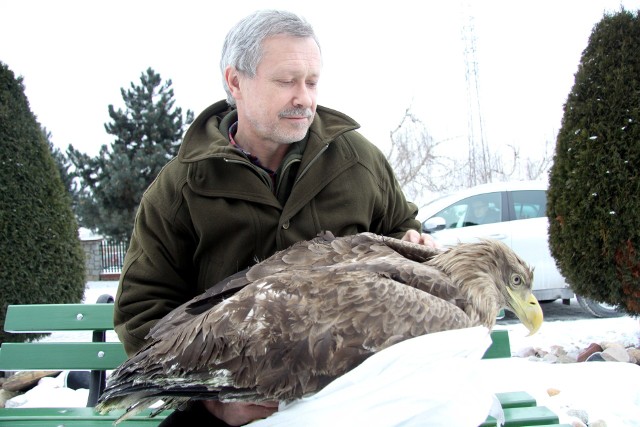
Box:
[98,267,471,414]
[149,232,456,340]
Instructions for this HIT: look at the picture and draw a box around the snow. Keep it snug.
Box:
[82,281,119,304]
[77,227,102,241]
[496,318,640,426]
[503,315,640,359]
[4,373,89,409]
[5,281,640,426]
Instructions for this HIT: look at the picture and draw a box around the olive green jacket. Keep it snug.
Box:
[114,100,420,355]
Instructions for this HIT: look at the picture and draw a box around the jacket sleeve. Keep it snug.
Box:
[383,172,421,239]
[114,192,197,356]
[371,145,421,239]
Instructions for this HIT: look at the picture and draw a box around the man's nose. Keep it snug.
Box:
[293,83,313,108]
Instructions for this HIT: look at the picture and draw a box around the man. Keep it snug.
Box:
[468,199,500,225]
[114,9,433,426]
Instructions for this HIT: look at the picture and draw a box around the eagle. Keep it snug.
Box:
[96,232,543,422]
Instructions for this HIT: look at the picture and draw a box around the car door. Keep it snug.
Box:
[506,189,570,296]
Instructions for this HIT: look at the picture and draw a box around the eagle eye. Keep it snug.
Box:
[510,273,523,287]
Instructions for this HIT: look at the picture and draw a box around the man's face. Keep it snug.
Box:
[233,35,322,146]
[472,202,488,218]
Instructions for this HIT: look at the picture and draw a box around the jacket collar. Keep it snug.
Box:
[178,100,360,164]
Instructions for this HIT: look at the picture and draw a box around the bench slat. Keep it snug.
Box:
[0,408,168,426]
[480,392,560,427]
[482,329,511,359]
[503,406,560,426]
[4,304,115,332]
[495,391,536,408]
[0,342,127,370]
[0,421,157,427]
[0,396,563,427]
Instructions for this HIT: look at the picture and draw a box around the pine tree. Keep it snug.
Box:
[548,9,640,315]
[0,62,86,343]
[69,68,193,241]
[45,127,79,210]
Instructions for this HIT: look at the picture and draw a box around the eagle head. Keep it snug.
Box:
[429,239,543,335]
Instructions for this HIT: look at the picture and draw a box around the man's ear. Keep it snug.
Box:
[225,66,242,100]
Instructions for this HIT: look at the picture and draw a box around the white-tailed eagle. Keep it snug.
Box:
[96,232,543,422]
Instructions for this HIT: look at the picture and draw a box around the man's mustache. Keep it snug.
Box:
[279,108,313,119]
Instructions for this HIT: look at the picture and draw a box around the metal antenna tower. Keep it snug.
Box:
[461,2,490,185]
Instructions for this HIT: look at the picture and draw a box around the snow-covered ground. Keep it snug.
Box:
[496,316,640,426]
[82,280,119,305]
[5,281,640,426]
[503,313,640,359]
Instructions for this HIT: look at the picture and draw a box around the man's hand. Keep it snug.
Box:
[203,400,278,426]
[401,229,441,248]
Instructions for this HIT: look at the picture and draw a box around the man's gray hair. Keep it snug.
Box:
[220,10,321,106]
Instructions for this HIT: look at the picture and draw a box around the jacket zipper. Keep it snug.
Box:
[295,143,329,184]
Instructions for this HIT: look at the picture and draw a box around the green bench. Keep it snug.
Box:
[0,296,168,426]
[481,392,567,427]
[480,336,568,427]
[0,300,566,426]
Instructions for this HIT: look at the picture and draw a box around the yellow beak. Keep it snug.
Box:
[507,288,543,336]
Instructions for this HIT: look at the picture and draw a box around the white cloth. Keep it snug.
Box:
[251,326,497,427]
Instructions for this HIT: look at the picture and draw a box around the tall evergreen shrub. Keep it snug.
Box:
[548,9,640,314]
[0,62,86,343]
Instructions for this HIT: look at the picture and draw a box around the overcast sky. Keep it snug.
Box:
[2,0,639,161]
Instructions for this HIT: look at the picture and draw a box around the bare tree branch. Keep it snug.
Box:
[386,106,554,207]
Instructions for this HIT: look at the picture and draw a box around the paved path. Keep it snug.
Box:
[497,297,595,325]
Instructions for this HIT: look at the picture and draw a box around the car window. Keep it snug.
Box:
[509,190,547,220]
[430,192,502,229]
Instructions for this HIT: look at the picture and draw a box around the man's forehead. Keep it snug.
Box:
[255,40,322,80]
[260,35,321,61]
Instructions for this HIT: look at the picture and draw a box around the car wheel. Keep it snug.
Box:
[576,295,624,318]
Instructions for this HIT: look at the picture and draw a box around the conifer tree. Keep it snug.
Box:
[548,9,640,315]
[45,127,79,209]
[0,62,86,343]
[69,68,193,241]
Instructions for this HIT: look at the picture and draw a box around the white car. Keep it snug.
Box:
[420,180,619,318]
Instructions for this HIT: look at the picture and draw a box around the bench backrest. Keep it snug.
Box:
[1,303,127,371]
[1,303,512,364]
[0,300,125,407]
